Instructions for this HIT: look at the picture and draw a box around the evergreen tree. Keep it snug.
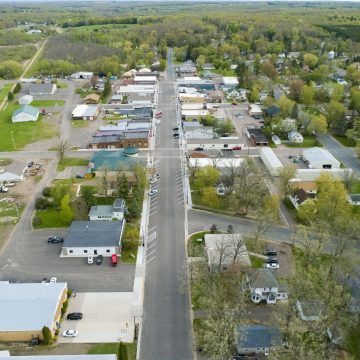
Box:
[14,82,21,94]
[7,91,14,101]
[118,174,129,199]
[117,342,128,360]
[42,326,52,345]
[102,78,112,99]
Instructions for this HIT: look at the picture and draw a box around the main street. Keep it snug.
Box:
[140,50,192,360]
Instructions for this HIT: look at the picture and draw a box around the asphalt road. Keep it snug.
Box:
[318,134,360,177]
[0,228,135,292]
[140,50,192,360]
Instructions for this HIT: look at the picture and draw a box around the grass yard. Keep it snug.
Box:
[285,135,322,148]
[334,135,356,147]
[350,179,360,193]
[87,342,136,360]
[33,209,72,229]
[121,245,138,264]
[95,196,117,205]
[57,157,89,171]
[0,83,12,103]
[57,82,68,89]
[249,255,264,268]
[71,120,89,127]
[212,68,236,76]
[0,101,56,151]
[187,231,209,257]
[30,100,65,107]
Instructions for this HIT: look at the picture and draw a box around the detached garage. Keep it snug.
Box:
[260,147,283,176]
[303,147,340,169]
[61,220,125,257]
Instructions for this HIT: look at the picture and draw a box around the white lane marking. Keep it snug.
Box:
[146,249,156,258]
[146,255,156,264]
[147,232,157,242]
[148,225,157,232]
[147,241,156,250]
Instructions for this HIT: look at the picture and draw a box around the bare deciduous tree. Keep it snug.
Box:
[56,140,67,161]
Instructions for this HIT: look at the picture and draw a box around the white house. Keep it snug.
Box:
[61,220,125,257]
[0,171,23,184]
[26,29,41,34]
[303,147,340,169]
[71,72,94,79]
[347,194,360,206]
[11,105,39,123]
[260,147,283,176]
[18,95,33,105]
[328,50,335,60]
[288,131,304,143]
[247,269,288,304]
[88,198,125,221]
[189,157,244,168]
[204,233,250,271]
[72,105,99,120]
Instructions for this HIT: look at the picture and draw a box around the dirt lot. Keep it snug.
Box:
[264,240,294,278]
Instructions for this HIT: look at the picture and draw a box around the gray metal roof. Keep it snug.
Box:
[1,356,117,360]
[113,198,125,211]
[0,282,67,331]
[28,83,55,95]
[89,205,113,218]
[63,221,124,248]
[235,325,282,349]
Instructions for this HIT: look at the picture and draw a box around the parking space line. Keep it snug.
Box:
[146,249,156,258]
[146,255,156,264]
[147,242,156,250]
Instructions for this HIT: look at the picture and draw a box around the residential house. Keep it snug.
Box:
[288,131,303,143]
[248,104,262,117]
[28,83,57,96]
[89,198,125,221]
[234,324,282,356]
[110,95,123,104]
[0,171,22,184]
[296,299,324,321]
[18,95,33,105]
[181,109,209,120]
[247,268,288,304]
[289,188,316,209]
[204,233,251,271]
[72,105,99,121]
[203,63,215,70]
[246,128,268,146]
[303,147,340,169]
[0,281,68,341]
[61,220,125,257]
[11,105,39,123]
[84,93,100,104]
[175,60,197,76]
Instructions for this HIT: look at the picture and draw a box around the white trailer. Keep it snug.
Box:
[248,104,262,116]
[260,147,283,176]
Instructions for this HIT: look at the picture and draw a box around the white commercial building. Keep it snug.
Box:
[11,105,39,123]
[187,138,243,150]
[88,198,125,221]
[181,103,205,110]
[72,105,99,120]
[292,168,352,182]
[260,147,283,176]
[184,127,214,139]
[222,76,239,87]
[303,147,340,169]
[134,76,157,85]
[61,220,125,257]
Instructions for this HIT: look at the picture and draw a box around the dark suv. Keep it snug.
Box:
[67,312,83,320]
[96,255,103,265]
[48,236,64,244]
[264,248,277,257]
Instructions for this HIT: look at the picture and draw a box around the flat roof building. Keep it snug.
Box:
[303,147,340,169]
[72,105,99,121]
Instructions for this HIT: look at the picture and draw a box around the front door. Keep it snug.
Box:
[94,250,98,255]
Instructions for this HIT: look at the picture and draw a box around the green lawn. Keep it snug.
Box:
[188,231,209,257]
[285,135,322,148]
[87,342,136,360]
[95,196,117,205]
[33,209,72,229]
[0,84,12,103]
[350,179,360,193]
[71,120,89,127]
[333,135,356,147]
[57,82,68,89]
[30,100,65,107]
[249,255,264,268]
[121,245,138,263]
[212,68,236,76]
[57,157,89,171]
[0,101,56,151]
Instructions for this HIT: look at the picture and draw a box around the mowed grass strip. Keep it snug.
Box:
[0,101,56,151]
[30,99,65,107]
[0,84,13,103]
[57,157,89,171]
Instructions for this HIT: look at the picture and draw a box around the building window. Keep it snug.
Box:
[69,250,73,254]
[106,249,110,253]
[84,250,88,253]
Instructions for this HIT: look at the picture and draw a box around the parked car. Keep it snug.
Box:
[0,185,8,193]
[194,147,204,151]
[41,277,48,283]
[231,101,237,105]
[264,248,277,257]
[232,146,241,150]
[27,161,34,168]
[62,330,78,337]
[173,132,180,137]
[67,312,83,320]
[266,262,280,269]
[150,178,158,185]
[50,277,57,283]
[87,256,93,264]
[173,127,179,131]
[111,254,118,266]
[96,255,103,265]
[235,112,244,118]
[75,174,84,179]
[149,189,158,196]
[266,258,278,264]
[48,236,64,244]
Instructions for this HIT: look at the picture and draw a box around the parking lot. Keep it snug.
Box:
[0,228,135,292]
[59,292,134,343]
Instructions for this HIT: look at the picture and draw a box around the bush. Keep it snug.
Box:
[42,326,53,345]
[67,289,73,298]
[210,224,217,233]
[61,299,69,317]
[7,91,14,101]
[42,187,52,197]
[35,197,52,210]
[14,82,21,94]
[32,216,42,227]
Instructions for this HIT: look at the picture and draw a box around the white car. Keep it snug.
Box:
[150,178,158,185]
[62,330,78,337]
[87,256,93,264]
[49,277,57,283]
[0,185,8,193]
[266,262,279,269]
[149,189,158,196]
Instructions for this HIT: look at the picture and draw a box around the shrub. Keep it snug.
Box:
[67,289,72,298]
[42,187,52,197]
[32,216,42,227]
[7,91,14,101]
[35,197,52,210]
[210,224,217,233]
[14,82,21,94]
[42,326,53,345]
[61,299,69,317]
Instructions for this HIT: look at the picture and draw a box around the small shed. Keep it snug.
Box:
[303,147,340,169]
[18,95,33,105]
[84,93,100,104]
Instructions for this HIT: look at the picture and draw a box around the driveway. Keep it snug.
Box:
[0,228,135,292]
[60,292,134,343]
